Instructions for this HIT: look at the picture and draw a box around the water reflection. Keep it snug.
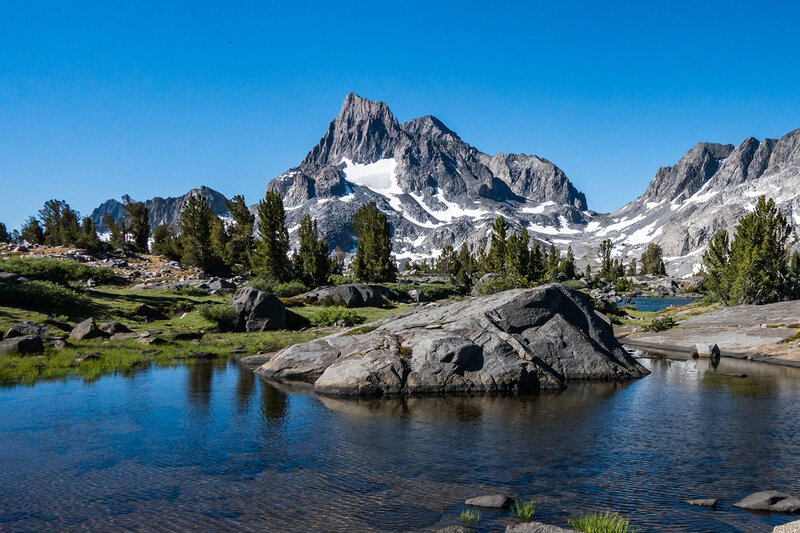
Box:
[2,357,800,532]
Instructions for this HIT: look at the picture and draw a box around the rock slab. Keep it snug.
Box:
[70,318,108,341]
[299,284,390,308]
[734,491,800,514]
[4,321,47,339]
[255,284,649,397]
[684,498,718,507]
[464,494,511,509]
[506,522,578,533]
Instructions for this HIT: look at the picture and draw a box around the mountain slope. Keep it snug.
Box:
[266,93,589,259]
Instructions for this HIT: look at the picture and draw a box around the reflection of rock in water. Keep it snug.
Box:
[234,366,255,413]
[260,382,288,420]
[187,361,213,410]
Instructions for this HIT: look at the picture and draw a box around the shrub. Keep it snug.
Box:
[329,274,353,286]
[0,257,118,285]
[308,306,364,327]
[173,285,208,297]
[199,304,239,331]
[511,500,535,522]
[568,511,639,533]
[563,279,586,290]
[477,276,527,296]
[248,278,308,297]
[642,316,677,332]
[0,280,90,313]
[459,509,481,523]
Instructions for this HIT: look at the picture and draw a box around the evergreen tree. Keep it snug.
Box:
[352,202,395,282]
[560,246,577,279]
[0,222,9,243]
[38,199,81,246]
[701,196,794,305]
[528,242,545,282]
[211,216,231,266]
[451,242,478,293]
[626,258,638,276]
[121,194,150,253]
[293,214,331,287]
[151,225,182,261]
[19,217,44,244]
[179,195,218,270]
[505,232,522,278]
[546,244,561,279]
[640,242,666,275]
[598,239,614,279]
[77,217,102,250]
[103,213,127,250]
[789,251,800,300]
[253,191,291,281]
[224,194,255,268]
[519,227,531,276]
[435,245,457,275]
[487,216,508,273]
[584,263,592,281]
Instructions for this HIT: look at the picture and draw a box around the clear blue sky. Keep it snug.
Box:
[2,1,800,230]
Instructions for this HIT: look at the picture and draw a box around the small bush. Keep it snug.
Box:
[568,511,639,533]
[248,278,308,298]
[0,257,118,285]
[459,509,481,523]
[0,280,90,312]
[173,286,208,297]
[563,279,587,290]
[511,500,535,522]
[329,274,354,286]
[478,276,527,296]
[199,304,239,331]
[642,316,677,332]
[308,306,364,327]
[343,324,379,336]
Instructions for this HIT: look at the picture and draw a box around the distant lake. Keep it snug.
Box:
[630,296,696,312]
[1,357,800,532]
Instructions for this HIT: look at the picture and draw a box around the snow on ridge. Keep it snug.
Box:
[625,222,662,246]
[520,201,555,215]
[645,200,664,210]
[408,192,489,225]
[341,157,401,195]
[596,214,646,236]
[528,215,580,236]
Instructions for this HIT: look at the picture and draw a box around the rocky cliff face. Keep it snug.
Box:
[90,186,230,232]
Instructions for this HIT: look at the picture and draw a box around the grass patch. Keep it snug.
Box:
[782,328,800,344]
[568,511,639,533]
[343,324,379,336]
[642,316,677,332]
[248,278,308,297]
[0,280,92,315]
[199,304,238,331]
[0,257,119,285]
[459,509,481,523]
[511,499,535,522]
[308,306,364,327]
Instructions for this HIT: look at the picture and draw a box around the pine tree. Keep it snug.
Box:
[211,216,231,266]
[560,246,576,279]
[505,232,522,278]
[627,258,638,276]
[0,222,9,243]
[121,194,150,253]
[640,243,666,275]
[352,202,395,282]
[19,217,44,244]
[598,239,614,280]
[103,213,127,250]
[519,227,531,275]
[487,216,508,274]
[702,230,731,303]
[179,194,218,270]
[253,191,291,281]
[293,214,331,287]
[152,225,182,261]
[224,195,255,268]
[77,217,102,250]
[528,242,545,283]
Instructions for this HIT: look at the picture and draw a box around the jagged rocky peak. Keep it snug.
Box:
[638,142,734,205]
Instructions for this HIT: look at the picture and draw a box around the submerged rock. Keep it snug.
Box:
[255,284,649,397]
[734,491,800,513]
[684,498,718,507]
[464,494,511,509]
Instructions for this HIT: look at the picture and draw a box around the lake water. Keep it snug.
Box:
[2,357,800,532]
[630,297,697,312]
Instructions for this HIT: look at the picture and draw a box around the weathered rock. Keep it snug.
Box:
[256,284,649,397]
[506,522,578,533]
[471,273,501,296]
[464,494,511,509]
[774,519,800,533]
[684,498,718,507]
[110,332,142,341]
[171,331,204,341]
[69,318,108,341]
[0,272,19,282]
[407,289,426,303]
[695,343,721,362]
[4,321,46,339]
[232,287,286,331]
[99,322,131,335]
[136,336,167,346]
[72,353,102,365]
[436,526,476,533]
[734,491,800,513]
[44,317,73,332]
[0,335,44,355]
[299,284,390,308]
[135,304,168,321]
[52,339,67,350]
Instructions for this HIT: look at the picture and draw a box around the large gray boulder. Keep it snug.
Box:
[69,318,108,341]
[5,321,46,339]
[232,287,286,331]
[255,284,649,397]
[99,322,131,335]
[299,283,390,308]
[734,491,800,514]
[0,335,44,355]
[774,520,800,533]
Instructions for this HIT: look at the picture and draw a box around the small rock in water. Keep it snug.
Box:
[684,498,718,507]
[436,526,476,533]
[506,522,578,533]
[734,491,800,513]
[464,493,511,509]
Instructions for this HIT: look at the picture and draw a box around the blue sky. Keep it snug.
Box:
[2,1,799,230]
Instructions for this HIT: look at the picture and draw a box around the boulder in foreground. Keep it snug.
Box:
[774,520,800,532]
[232,286,286,331]
[298,283,390,307]
[0,335,44,355]
[255,284,649,397]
